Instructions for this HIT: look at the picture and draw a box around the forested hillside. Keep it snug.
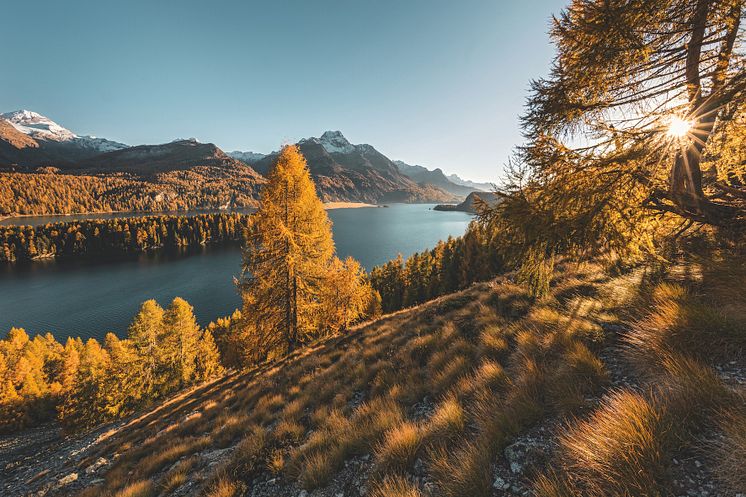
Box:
[0,169,263,217]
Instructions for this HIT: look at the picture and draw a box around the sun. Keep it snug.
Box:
[667,115,693,138]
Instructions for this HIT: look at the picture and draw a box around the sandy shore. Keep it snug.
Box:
[323,202,378,209]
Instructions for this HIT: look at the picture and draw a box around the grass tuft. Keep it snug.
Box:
[374,421,423,473]
[535,389,665,497]
[370,475,423,497]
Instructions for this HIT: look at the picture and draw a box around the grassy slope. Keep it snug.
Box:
[37,258,744,497]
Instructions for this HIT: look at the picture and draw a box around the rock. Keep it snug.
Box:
[183,410,201,423]
[85,457,108,474]
[298,491,308,497]
[504,440,547,475]
[201,447,232,463]
[57,472,78,486]
[493,476,510,490]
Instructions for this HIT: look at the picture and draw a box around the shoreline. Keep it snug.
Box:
[0,203,379,226]
[323,202,378,210]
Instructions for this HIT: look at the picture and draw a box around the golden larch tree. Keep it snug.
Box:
[240,145,336,357]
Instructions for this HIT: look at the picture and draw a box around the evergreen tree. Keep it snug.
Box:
[240,145,335,358]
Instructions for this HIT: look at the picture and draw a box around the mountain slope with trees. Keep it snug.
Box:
[394,160,480,197]
[1,120,465,214]
[250,132,459,204]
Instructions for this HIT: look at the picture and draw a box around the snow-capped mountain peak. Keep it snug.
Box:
[300,130,356,154]
[1,109,128,153]
[227,150,266,164]
[1,109,76,142]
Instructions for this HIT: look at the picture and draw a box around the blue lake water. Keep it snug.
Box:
[0,204,472,341]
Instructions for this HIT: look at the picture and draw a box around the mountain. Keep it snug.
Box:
[0,118,48,167]
[433,190,501,213]
[446,173,494,192]
[0,110,128,166]
[1,111,457,207]
[252,131,458,204]
[227,150,266,165]
[394,160,479,197]
[78,138,255,176]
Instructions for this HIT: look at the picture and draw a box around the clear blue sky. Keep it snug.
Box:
[2,0,566,182]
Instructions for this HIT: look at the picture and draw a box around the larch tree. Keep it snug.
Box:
[102,333,140,419]
[163,297,201,386]
[319,257,373,335]
[127,299,166,397]
[195,330,224,381]
[483,0,745,292]
[240,145,335,358]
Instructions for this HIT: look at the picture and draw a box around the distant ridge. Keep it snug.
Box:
[1,110,485,206]
[251,131,459,204]
[394,160,481,197]
[434,191,501,213]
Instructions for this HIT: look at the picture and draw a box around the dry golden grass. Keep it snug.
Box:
[534,258,744,496]
[113,480,155,497]
[159,456,198,494]
[370,475,423,497]
[201,475,242,497]
[138,436,210,479]
[425,395,465,442]
[229,424,266,472]
[650,357,738,468]
[430,440,493,497]
[713,407,746,494]
[211,413,249,448]
[72,262,664,497]
[267,449,285,474]
[374,421,423,472]
[625,280,746,370]
[273,418,306,442]
[536,390,666,497]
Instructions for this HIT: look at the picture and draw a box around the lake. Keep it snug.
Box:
[0,204,472,341]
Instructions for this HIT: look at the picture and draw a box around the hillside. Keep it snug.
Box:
[2,257,742,497]
[77,139,255,176]
[1,112,463,211]
[434,191,501,213]
[394,160,479,198]
[0,110,128,166]
[252,132,458,204]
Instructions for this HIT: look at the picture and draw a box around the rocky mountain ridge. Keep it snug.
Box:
[0,111,480,206]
